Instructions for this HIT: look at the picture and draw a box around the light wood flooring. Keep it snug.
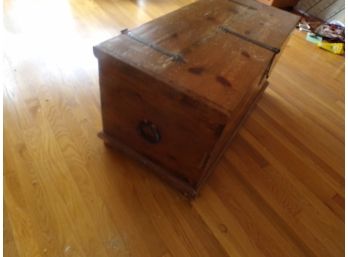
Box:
[4,0,344,257]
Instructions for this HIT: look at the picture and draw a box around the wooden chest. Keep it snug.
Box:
[93,0,299,197]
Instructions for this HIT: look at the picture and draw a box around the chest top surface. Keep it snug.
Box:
[94,0,299,113]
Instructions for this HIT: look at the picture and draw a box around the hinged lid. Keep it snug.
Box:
[94,0,299,113]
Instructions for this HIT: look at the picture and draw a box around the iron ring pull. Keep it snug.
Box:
[138,120,161,144]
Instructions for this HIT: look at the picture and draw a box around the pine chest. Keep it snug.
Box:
[93,0,299,197]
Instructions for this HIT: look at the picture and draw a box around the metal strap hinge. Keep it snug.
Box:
[121,29,186,63]
[218,25,280,83]
[227,0,258,10]
[218,26,280,54]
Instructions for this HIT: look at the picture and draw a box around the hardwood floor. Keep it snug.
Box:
[4,0,344,257]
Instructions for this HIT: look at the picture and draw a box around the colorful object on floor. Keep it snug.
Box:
[306,33,322,44]
[317,42,344,55]
[315,22,345,43]
[297,17,345,55]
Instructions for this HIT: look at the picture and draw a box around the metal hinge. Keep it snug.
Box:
[121,29,186,63]
[218,26,280,54]
[228,0,258,10]
[218,25,280,81]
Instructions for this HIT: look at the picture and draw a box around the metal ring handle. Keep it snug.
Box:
[138,120,161,144]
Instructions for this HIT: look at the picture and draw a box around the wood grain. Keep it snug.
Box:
[4,0,344,257]
[95,0,299,112]
[94,1,299,195]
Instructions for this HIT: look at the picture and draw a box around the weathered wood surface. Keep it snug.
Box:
[94,0,299,194]
[97,54,228,186]
[95,0,299,112]
[4,0,344,256]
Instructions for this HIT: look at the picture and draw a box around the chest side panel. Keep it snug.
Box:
[98,55,228,185]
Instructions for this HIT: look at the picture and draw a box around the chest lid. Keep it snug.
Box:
[94,0,299,114]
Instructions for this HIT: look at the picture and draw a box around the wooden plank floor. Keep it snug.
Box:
[4,0,344,257]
